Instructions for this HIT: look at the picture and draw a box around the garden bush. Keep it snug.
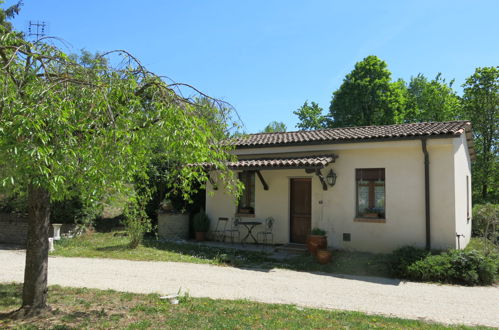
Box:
[0,192,100,227]
[123,201,152,249]
[0,194,26,213]
[404,249,497,285]
[390,246,430,278]
[51,195,102,226]
[472,204,498,241]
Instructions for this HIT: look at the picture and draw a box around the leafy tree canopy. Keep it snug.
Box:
[329,55,405,127]
[404,73,462,122]
[0,4,240,316]
[462,66,498,203]
[262,121,287,133]
[293,101,329,130]
[0,0,21,32]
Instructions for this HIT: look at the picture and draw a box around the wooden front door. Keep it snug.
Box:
[290,178,312,244]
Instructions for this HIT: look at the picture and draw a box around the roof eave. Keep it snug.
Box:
[233,133,461,149]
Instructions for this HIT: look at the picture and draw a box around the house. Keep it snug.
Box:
[205,121,474,253]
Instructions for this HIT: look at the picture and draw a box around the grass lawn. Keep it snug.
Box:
[51,231,393,278]
[0,283,486,329]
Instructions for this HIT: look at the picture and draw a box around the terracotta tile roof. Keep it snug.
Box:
[230,121,473,148]
[225,155,337,170]
[194,155,337,170]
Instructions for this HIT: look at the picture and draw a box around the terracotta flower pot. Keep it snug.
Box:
[316,249,332,264]
[195,232,206,241]
[307,235,327,255]
[309,241,320,256]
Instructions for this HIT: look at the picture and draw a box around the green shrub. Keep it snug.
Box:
[466,237,499,257]
[123,201,152,249]
[0,194,26,213]
[406,249,497,285]
[1,192,100,228]
[390,246,430,278]
[472,204,498,241]
[193,209,210,232]
[51,196,102,227]
[310,227,326,236]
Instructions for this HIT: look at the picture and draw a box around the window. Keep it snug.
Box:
[238,171,255,215]
[356,168,385,219]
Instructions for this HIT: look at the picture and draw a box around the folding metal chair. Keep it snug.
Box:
[224,217,241,243]
[212,217,229,242]
[257,217,274,245]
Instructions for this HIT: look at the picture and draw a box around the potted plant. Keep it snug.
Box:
[362,207,384,218]
[238,206,254,214]
[193,209,210,241]
[307,227,327,255]
[316,249,332,264]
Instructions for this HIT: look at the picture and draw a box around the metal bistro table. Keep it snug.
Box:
[238,220,262,244]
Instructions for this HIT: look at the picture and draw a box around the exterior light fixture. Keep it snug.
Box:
[326,169,337,186]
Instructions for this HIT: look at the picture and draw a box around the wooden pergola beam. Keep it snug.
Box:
[255,170,269,190]
[315,168,328,191]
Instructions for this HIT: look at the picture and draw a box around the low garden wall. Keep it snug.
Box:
[0,213,29,245]
[0,213,77,245]
[158,213,189,240]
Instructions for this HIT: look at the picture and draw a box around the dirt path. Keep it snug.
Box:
[1,248,497,327]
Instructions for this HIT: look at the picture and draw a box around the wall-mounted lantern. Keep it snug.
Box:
[326,169,337,187]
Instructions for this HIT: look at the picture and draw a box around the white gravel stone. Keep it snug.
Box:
[0,248,497,327]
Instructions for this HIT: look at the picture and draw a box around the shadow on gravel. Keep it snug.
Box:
[95,245,129,252]
[141,239,402,285]
[0,244,25,251]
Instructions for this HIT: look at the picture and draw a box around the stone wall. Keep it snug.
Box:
[0,213,28,245]
[158,213,189,240]
[0,213,77,245]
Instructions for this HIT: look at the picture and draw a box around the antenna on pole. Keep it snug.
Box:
[27,21,47,40]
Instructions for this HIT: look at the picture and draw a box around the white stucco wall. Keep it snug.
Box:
[206,136,470,253]
[453,134,472,249]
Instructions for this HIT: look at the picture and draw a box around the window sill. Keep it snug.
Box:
[236,213,255,218]
[354,217,386,223]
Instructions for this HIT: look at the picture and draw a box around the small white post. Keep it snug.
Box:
[48,237,55,252]
[52,223,62,240]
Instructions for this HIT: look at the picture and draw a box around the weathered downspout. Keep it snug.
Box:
[421,137,431,250]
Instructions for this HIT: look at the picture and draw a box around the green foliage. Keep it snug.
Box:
[123,199,152,249]
[406,249,498,285]
[310,227,326,236]
[462,67,499,203]
[0,193,26,213]
[192,209,210,232]
[329,55,405,127]
[134,96,239,227]
[319,57,496,204]
[471,204,498,241]
[404,73,462,122]
[50,194,102,226]
[293,101,329,130]
[262,121,287,133]
[390,246,431,278]
[0,191,100,227]
[68,49,109,70]
[392,246,498,285]
[0,26,239,219]
[0,0,22,32]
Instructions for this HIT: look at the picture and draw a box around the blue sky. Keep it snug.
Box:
[7,0,499,133]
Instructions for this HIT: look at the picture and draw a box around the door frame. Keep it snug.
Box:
[289,177,312,244]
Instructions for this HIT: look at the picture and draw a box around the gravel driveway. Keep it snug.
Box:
[1,248,498,327]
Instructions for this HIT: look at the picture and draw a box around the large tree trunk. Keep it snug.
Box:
[13,185,51,318]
